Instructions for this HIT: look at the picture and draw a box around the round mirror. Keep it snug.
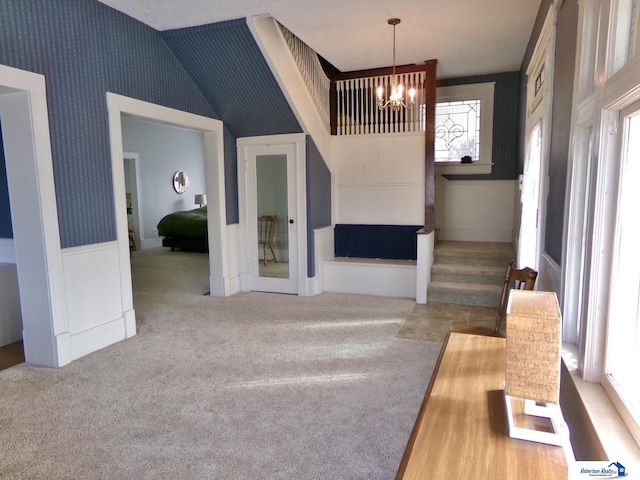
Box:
[173,171,189,194]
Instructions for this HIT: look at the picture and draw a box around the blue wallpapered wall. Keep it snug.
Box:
[161,20,302,139]
[438,71,521,181]
[305,136,332,277]
[0,122,12,238]
[0,0,222,247]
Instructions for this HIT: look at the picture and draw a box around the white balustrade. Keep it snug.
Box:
[279,23,331,132]
[336,72,426,136]
[278,23,426,137]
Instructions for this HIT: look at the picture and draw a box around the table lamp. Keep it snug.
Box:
[194,194,207,208]
[504,289,569,446]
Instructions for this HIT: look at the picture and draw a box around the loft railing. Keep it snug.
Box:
[279,22,331,132]
[334,71,426,135]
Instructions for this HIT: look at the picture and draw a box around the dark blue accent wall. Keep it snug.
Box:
[438,72,521,181]
[0,0,222,247]
[306,136,331,277]
[0,123,12,238]
[161,20,302,139]
[223,128,240,224]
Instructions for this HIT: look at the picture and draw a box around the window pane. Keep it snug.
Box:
[435,99,480,162]
[606,108,640,430]
[630,0,640,60]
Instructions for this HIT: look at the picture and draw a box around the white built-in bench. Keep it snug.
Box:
[0,262,23,347]
[321,224,422,298]
[324,256,417,297]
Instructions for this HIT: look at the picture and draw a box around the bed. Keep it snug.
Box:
[157,206,208,252]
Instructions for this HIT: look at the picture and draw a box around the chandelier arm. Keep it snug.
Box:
[379,18,412,111]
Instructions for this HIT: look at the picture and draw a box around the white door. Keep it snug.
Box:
[518,8,555,272]
[238,135,306,295]
[518,120,544,270]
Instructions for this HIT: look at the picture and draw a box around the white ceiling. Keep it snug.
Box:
[96,0,542,79]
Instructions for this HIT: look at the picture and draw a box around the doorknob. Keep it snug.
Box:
[289,219,294,224]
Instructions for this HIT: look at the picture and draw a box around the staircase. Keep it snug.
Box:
[428,241,515,307]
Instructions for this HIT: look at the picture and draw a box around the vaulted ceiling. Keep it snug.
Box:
[96,0,542,79]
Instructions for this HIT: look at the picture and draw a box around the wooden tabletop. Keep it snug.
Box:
[396,332,569,479]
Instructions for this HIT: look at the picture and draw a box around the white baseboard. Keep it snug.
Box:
[68,313,133,363]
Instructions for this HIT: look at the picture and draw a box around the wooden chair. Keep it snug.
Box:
[450,258,538,337]
[258,215,277,267]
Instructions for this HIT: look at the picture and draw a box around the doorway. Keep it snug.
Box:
[106,93,231,298]
[0,65,66,367]
[237,134,307,295]
[123,153,142,252]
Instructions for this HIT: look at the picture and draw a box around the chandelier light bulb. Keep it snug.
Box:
[377,18,414,111]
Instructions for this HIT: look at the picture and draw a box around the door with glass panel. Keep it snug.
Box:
[244,143,298,294]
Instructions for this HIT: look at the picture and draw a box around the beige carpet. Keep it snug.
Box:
[0,247,442,480]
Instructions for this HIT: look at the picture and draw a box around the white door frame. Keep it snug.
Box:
[106,93,232,297]
[123,152,143,251]
[237,133,308,295]
[519,6,557,272]
[0,64,68,367]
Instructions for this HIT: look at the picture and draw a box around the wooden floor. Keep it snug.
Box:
[0,341,24,371]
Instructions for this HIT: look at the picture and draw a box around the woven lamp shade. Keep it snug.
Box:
[505,290,562,405]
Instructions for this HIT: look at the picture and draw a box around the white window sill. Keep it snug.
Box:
[435,162,493,175]
[561,343,640,460]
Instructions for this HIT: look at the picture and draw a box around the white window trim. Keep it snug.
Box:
[563,0,640,454]
[434,82,495,175]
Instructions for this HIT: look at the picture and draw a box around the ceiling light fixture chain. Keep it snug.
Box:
[377,18,416,112]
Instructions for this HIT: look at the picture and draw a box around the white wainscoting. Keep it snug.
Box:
[333,134,425,225]
[60,241,136,364]
[223,224,242,296]
[312,225,335,296]
[538,252,562,299]
[436,176,518,243]
[0,238,16,263]
[416,231,435,304]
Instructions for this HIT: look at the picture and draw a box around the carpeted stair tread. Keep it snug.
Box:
[427,281,502,307]
[428,281,502,294]
[431,263,505,284]
[434,241,515,267]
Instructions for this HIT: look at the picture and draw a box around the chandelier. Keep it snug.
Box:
[377,18,416,111]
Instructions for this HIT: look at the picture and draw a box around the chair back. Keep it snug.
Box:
[495,259,538,332]
[258,215,276,245]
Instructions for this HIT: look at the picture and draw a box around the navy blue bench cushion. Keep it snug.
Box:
[334,224,422,260]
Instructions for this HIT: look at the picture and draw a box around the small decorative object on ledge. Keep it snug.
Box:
[504,290,569,446]
[461,155,472,164]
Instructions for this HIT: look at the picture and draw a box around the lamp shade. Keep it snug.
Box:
[194,194,207,206]
[504,290,562,405]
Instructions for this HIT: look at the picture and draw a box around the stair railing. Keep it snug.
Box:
[334,71,426,135]
[278,23,331,132]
